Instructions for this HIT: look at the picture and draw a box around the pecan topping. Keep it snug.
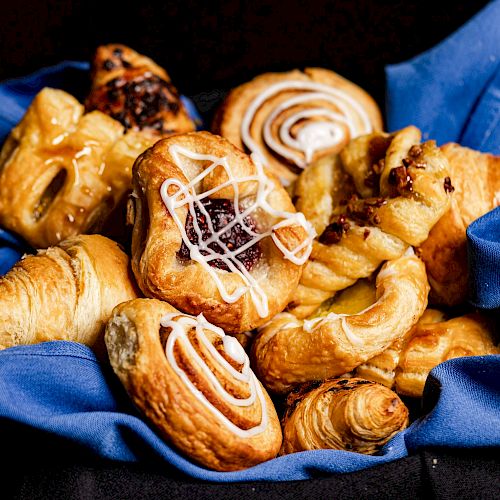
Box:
[319,215,350,245]
[444,177,455,193]
[388,166,414,197]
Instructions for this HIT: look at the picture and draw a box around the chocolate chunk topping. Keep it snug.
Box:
[444,176,455,193]
[319,215,350,245]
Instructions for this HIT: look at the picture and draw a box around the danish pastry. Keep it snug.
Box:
[290,125,451,318]
[86,44,195,137]
[105,298,282,472]
[280,378,409,455]
[128,131,314,333]
[0,88,154,248]
[252,250,429,394]
[0,234,139,356]
[213,68,383,184]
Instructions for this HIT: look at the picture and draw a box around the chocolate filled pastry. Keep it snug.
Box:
[252,250,429,394]
[357,310,499,397]
[85,44,195,137]
[105,298,282,472]
[0,88,154,248]
[0,235,139,356]
[280,378,409,455]
[212,68,383,184]
[128,131,314,333]
[289,125,451,318]
[417,143,500,306]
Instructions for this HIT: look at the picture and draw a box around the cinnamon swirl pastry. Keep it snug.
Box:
[105,298,282,472]
[128,131,314,333]
[85,44,195,137]
[280,378,409,455]
[0,88,154,248]
[213,68,383,184]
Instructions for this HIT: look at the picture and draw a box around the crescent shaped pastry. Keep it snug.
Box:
[105,298,282,472]
[357,310,499,397]
[0,235,139,356]
[85,44,195,137]
[252,250,429,394]
[213,68,383,184]
[290,126,451,318]
[0,88,155,248]
[280,378,409,455]
[417,143,500,306]
[128,131,314,333]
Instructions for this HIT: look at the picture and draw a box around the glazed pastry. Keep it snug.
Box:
[290,126,451,318]
[357,310,499,397]
[85,44,195,137]
[417,143,500,305]
[252,250,429,394]
[213,68,383,184]
[105,298,282,472]
[0,88,154,248]
[0,235,139,356]
[280,378,409,455]
[128,131,314,333]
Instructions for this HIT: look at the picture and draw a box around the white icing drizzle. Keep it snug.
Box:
[160,145,315,318]
[160,312,268,438]
[241,80,373,169]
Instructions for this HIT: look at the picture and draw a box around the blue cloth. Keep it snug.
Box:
[0,3,499,483]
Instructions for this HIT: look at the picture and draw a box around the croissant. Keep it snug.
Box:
[417,143,500,305]
[105,298,282,472]
[0,88,155,248]
[213,68,383,184]
[252,250,429,394]
[357,310,499,397]
[280,378,409,455]
[290,125,451,318]
[128,131,314,333]
[0,235,139,356]
[85,44,195,137]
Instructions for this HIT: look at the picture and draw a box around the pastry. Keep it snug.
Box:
[280,378,409,455]
[290,125,451,318]
[417,143,500,305]
[213,68,383,184]
[85,44,196,137]
[0,88,154,248]
[357,310,499,397]
[128,131,314,333]
[105,298,282,472]
[0,234,139,356]
[252,250,429,394]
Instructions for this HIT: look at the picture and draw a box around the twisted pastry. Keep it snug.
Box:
[213,68,382,184]
[252,250,429,394]
[280,378,409,455]
[357,310,499,397]
[128,131,314,333]
[290,126,451,318]
[0,235,139,356]
[0,88,154,248]
[85,44,195,137]
[105,298,282,472]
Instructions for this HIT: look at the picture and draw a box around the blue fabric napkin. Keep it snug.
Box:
[0,2,499,483]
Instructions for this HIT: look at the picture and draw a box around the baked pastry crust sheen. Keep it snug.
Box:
[105,298,282,472]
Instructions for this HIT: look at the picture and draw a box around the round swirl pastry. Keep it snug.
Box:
[128,131,314,333]
[289,125,451,318]
[213,68,383,184]
[252,250,429,394]
[0,88,154,248]
[105,298,282,472]
[280,378,409,455]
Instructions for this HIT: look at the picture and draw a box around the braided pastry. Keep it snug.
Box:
[128,131,314,333]
[105,298,282,472]
[290,125,451,318]
[213,68,382,184]
[280,378,409,455]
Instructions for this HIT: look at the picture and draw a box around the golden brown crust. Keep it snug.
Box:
[280,378,409,455]
[105,298,282,471]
